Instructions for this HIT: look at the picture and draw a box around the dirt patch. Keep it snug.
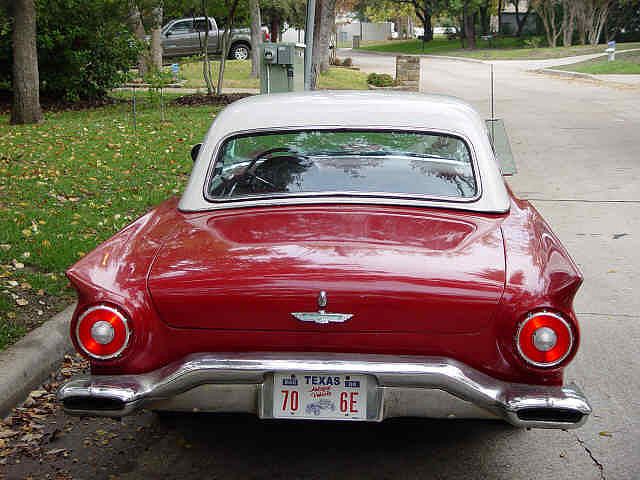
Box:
[168,93,254,107]
[0,91,254,115]
[0,91,129,115]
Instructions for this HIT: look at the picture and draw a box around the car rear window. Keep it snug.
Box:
[206,129,477,201]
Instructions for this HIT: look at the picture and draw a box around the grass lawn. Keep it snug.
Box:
[359,38,640,60]
[552,50,640,74]
[181,59,259,89]
[179,59,370,90]
[0,97,220,350]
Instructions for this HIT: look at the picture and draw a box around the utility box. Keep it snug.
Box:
[260,43,305,94]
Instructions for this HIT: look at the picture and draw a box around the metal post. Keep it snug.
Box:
[160,87,165,123]
[132,85,137,133]
[304,0,316,91]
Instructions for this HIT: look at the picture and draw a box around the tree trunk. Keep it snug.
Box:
[479,0,490,36]
[151,2,164,72]
[424,18,433,41]
[463,8,476,50]
[586,0,612,45]
[127,1,148,77]
[249,0,261,77]
[533,0,561,48]
[310,0,323,89]
[270,16,279,42]
[561,0,576,47]
[217,0,240,95]
[513,0,531,37]
[318,0,335,73]
[202,1,214,94]
[11,0,42,124]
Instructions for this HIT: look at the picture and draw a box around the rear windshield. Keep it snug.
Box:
[207,130,477,200]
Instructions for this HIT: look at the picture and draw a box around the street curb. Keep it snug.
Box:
[348,49,486,64]
[537,68,597,81]
[0,303,75,419]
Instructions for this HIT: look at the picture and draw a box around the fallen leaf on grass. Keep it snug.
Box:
[44,448,67,456]
[19,432,44,443]
[0,429,19,439]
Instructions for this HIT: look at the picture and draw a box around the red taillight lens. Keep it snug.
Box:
[76,305,131,360]
[265,31,270,41]
[516,312,573,367]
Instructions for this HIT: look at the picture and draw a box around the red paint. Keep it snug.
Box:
[147,207,505,334]
[66,189,583,387]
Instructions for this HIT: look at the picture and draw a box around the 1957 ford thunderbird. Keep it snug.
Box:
[58,91,591,428]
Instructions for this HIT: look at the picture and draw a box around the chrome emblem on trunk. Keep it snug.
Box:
[292,291,353,325]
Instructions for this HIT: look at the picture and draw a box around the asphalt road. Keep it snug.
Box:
[3,53,639,480]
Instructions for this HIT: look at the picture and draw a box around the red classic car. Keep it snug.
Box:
[58,92,591,428]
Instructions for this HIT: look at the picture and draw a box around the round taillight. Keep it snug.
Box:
[516,312,573,367]
[76,305,131,360]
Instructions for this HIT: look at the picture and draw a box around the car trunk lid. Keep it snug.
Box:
[147,206,506,334]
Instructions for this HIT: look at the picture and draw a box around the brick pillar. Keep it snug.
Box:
[395,55,420,92]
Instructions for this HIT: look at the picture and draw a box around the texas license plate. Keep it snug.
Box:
[273,372,367,420]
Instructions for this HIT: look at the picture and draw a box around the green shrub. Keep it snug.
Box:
[0,0,140,100]
[367,73,394,87]
[524,36,542,49]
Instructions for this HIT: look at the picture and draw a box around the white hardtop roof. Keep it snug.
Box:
[179,91,510,213]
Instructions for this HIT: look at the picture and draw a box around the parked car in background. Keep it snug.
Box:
[161,16,269,60]
[58,92,591,429]
[433,26,458,35]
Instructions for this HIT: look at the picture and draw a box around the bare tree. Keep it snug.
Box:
[532,0,563,48]
[581,0,614,45]
[199,1,214,94]
[150,1,164,72]
[249,0,262,78]
[561,0,578,46]
[217,0,241,95]
[11,0,42,124]
[127,0,149,77]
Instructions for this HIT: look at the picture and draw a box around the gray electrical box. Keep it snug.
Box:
[260,43,305,94]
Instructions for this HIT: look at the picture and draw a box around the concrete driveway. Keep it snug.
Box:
[344,48,640,479]
[3,52,638,480]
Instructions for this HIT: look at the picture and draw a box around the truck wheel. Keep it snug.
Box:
[229,43,250,60]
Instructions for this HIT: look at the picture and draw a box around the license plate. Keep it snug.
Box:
[273,372,367,420]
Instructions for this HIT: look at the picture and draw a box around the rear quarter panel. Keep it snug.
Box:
[494,190,583,384]
[66,197,182,369]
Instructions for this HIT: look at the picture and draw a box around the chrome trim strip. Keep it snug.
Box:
[57,352,591,429]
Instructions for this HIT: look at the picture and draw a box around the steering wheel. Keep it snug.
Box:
[239,147,308,193]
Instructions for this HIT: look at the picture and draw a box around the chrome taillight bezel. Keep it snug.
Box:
[75,305,131,360]
[515,311,574,368]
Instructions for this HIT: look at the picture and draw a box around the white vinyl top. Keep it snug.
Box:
[179,91,510,213]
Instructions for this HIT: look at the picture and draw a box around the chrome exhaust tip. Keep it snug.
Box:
[516,407,585,425]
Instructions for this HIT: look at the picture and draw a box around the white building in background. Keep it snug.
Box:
[336,21,393,43]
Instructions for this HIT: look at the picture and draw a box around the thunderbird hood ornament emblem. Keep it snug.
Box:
[291,291,353,325]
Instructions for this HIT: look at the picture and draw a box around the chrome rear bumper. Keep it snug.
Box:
[57,352,591,429]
